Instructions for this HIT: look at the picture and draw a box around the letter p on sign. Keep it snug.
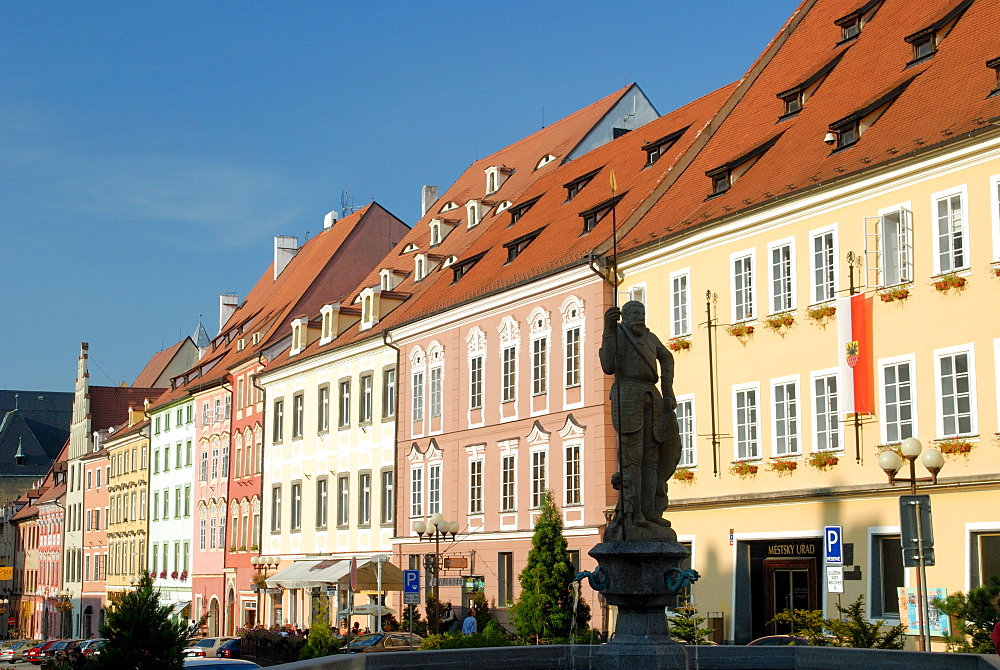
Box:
[825,525,842,565]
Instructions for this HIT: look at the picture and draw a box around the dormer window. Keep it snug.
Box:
[466,200,481,228]
[402,242,420,254]
[415,255,427,281]
[290,318,308,356]
[237,338,245,352]
[828,77,914,151]
[439,201,459,213]
[252,332,261,345]
[508,196,541,225]
[579,195,625,234]
[496,200,512,214]
[643,128,687,166]
[704,133,783,198]
[321,306,335,342]
[485,166,512,195]
[564,168,602,201]
[451,252,486,283]
[429,219,456,246]
[834,0,882,44]
[903,0,972,66]
[988,56,1000,97]
[776,52,846,121]
[362,294,373,323]
[379,268,406,292]
[536,154,556,170]
[504,228,545,263]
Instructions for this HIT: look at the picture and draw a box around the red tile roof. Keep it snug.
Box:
[618,0,1000,251]
[89,386,163,432]
[264,85,656,369]
[132,338,190,388]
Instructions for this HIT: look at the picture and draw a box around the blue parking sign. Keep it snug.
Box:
[825,525,842,565]
[403,569,420,593]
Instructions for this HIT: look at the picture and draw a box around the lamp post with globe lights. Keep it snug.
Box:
[250,556,280,627]
[877,437,945,652]
[414,513,458,634]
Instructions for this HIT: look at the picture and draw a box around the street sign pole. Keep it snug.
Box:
[914,501,931,652]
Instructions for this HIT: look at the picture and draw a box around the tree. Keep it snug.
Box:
[827,595,904,649]
[299,610,341,660]
[399,604,428,637]
[91,573,190,670]
[509,490,590,643]
[470,591,493,632]
[667,599,714,644]
[935,575,1000,652]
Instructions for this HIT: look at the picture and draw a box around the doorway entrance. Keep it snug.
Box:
[763,558,818,635]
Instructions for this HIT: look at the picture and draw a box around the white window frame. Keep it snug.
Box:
[730,249,756,323]
[429,366,443,419]
[411,371,424,424]
[767,237,796,314]
[878,353,918,445]
[427,463,441,515]
[628,282,647,306]
[676,394,696,467]
[563,441,582,506]
[867,526,906,622]
[990,174,1000,262]
[871,202,914,287]
[771,375,801,456]
[809,225,839,304]
[501,345,517,403]
[810,368,841,452]
[530,448,548,509]
[733,382,760,461]
[337,474,350,526]
[930,185,970,276]
[410,466,423,519]
[469,354,484,410]
[560,297,586,403]
[500,449,517,513]
[933,343,977,439]
[670,269,691,338]
[469,457,484,515]
[531,336,548,396]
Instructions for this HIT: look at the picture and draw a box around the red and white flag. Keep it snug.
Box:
[837,294,874,415]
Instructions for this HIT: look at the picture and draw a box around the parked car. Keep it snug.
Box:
[78,638,106,656]
[217,638,241,659]
[343,632,423,653]
[1,640,30,663]
[31,639,83,664]
[9,640,44,663]
[184,637,237,658]
[183,659,260,669]
[747,635,811,646]
[25,641,58,664]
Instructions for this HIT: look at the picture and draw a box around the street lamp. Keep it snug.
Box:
[877,437,945,652]
[250,556,280,627]
[414,514,458,635]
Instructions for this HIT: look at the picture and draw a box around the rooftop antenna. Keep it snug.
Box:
[541,105,545,129]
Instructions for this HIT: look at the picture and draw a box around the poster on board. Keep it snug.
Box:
[896,587,950,637]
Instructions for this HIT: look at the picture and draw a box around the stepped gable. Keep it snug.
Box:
[621,0,1000,249]
[264,85,646,370]
[393,83,738,321]
[170,203,407,396]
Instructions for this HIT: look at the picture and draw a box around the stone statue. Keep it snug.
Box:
[600,300,682,542]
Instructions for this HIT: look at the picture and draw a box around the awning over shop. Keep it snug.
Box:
[168,600,191,616]
[264,558,404,590]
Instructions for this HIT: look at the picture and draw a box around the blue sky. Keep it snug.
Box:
[1,1,799,391]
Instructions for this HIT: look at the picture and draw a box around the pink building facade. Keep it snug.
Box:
[393,275,615,626]
[36,478,65,639]
[191,384,232,636]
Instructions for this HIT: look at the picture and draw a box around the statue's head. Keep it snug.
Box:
[621,300,647,333]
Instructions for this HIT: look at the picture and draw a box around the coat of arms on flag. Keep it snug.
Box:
[846,340,859,368]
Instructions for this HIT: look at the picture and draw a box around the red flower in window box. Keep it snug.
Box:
[170,571,179,579]
[159,570,167,579]
[180,570,188,580]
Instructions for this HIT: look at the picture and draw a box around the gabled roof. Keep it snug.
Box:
[619,0,1000,251]
[0,390,73,460]
[153,203,408,404]
[263,84,661,369]
[132,337,198,388]
[89,386,163,432]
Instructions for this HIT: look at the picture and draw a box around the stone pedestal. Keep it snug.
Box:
[573,541,694,669]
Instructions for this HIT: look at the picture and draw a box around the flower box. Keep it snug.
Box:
[806,304,836,323]
[180,571,188,580]
[159,570,168,579]
[769,459,797,474]
[726,323,755,339]
[729,461,759,478]
[171,571,179,579]
[937,438,974,455]
[879,286,910,302]
[673,469,695,482]
[933,273,967,292]
[763,311,795,331]
[808,452,839,469]
[667,337,692,352]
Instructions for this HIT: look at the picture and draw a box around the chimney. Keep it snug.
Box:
[421,185,439,217]
[274,236,299,280]
[219,293,239,332]
[324,211,338,229]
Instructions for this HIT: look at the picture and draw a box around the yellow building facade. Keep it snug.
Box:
[619,129,1000,644]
